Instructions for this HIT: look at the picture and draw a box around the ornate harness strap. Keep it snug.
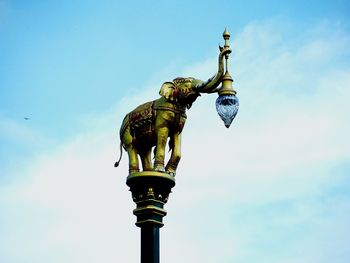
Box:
[153,104,187,118]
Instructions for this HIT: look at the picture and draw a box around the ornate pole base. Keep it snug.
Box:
[126,171,175,263]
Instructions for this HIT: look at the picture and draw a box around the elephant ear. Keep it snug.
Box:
[159,82,177,101]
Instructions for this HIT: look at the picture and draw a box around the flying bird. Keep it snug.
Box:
[24,117,30,120]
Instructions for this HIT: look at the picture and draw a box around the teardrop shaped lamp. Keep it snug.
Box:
[215,28,239,128]
[216,93,239,128]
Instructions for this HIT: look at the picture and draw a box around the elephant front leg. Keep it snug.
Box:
[154,127,169,172]
[166,132,181,176]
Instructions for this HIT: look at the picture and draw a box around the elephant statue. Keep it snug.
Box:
[115,46,231,176]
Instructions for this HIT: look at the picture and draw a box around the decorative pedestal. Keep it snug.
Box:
[126,171,175,263]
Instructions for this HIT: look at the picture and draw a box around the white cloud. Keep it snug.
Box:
[1,19,350,263]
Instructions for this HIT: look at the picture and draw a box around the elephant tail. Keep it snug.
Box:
[114,142,123,168]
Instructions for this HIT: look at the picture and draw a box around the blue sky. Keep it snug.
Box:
[1,1,350,262]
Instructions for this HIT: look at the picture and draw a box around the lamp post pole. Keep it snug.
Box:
[141,225,159,263]
[126,171,175,263]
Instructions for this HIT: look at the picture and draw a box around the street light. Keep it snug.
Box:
[216,28,239,128]
[115,29,239,263]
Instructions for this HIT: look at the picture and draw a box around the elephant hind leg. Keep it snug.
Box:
[123,128,139,174]
[140,148,153,171]
[127,147,139,173]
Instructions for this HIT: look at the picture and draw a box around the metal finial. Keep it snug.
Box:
[218,28,236,96]
[223,28,230,39]
[223,28,230,51]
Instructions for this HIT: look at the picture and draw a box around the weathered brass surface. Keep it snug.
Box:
[219,28,236,96]
[115,29,236,177]
[219,71,236,96]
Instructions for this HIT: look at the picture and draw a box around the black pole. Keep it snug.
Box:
[126,171,175,263]
[141,225,160,263]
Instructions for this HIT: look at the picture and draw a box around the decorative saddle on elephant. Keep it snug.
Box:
[129,101,154,132]
[120,98,188,145]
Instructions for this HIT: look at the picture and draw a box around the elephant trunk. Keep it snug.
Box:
[195,47,231,94]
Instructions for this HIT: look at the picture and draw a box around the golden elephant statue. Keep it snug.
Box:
[115,47,231,176]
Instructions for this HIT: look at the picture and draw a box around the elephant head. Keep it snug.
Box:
[159,77,202,109]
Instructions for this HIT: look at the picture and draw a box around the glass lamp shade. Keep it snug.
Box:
[215,94,239,128]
